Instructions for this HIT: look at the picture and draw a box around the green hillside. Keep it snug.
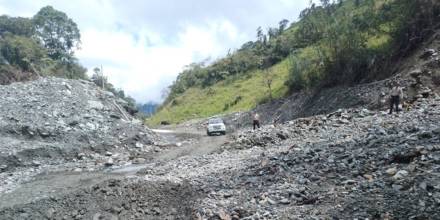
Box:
[148,0,439,126]
[149,58,291,125]
[0,6,87,82]
[0,6,138,108]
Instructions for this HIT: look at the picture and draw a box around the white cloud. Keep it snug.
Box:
[77,28,192,102]
[0,0,312,103]
[177,19,247,60]
[76,18,249,103]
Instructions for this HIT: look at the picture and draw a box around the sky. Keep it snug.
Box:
[0,0,314,103]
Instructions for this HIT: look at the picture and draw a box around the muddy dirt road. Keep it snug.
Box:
[152,128,229,161]
[0,128,230,214]
[1,97,440,219]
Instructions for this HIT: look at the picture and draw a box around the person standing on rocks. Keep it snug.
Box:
[273,114,281,127]
[253,112,260,130]
[389,81,404,114]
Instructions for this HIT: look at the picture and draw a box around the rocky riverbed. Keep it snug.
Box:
[1,41,440,218]
[1,79,438,219]
[4,15,440,220]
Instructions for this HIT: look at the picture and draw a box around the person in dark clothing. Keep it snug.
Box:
[253,113,260,130]
[389,81,403,114]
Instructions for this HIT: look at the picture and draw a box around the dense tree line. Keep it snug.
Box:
[0,6,141,112]
[164,0,440,105]
[0,6,86,81]
[286,0,440,91]
[164,18,295,103]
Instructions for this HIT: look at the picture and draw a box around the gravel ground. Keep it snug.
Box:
[1,94,438,219]
[0,36,439,219]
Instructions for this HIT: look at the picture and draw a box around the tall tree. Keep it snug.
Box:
[91,67,107,88]
[0,16,34,37]
[33,6,81,60]
[278,19,289,34]
[267,27,279,39]
[256,26,265,43]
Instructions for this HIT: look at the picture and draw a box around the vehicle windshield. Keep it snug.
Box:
[208,118,223,124]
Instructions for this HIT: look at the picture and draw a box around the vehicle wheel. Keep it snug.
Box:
[222,131,226,135]
[207,131,211,136]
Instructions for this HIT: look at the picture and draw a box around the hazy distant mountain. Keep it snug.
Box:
[137,102,159,116]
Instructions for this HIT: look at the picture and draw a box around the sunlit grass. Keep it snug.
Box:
[147,0,405,127]
[146,59,291,126]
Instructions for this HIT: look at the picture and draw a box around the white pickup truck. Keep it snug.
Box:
[206,117,226,136]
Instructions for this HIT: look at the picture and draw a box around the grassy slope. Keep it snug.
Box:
[148,34,391,126]
[147,59,291,125]
[148,0,393,126]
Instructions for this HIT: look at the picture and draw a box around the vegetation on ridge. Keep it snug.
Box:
[149,0,440,125]
[0,6,139,111]
[0,6,86,80]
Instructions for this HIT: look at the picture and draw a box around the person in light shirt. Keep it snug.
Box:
[253,112,260,130]
[389,81,404,114]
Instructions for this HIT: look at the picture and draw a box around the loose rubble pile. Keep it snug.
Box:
[0,37,439,219]
[3,94,437,219]
[203,95,440,219]
[0,179,198,220]
[0,77,158,194]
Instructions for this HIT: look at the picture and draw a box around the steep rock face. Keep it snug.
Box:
[0,77,158,173]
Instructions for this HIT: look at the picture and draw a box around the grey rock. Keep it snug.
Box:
[32,160,41,167]
[386,167,397,176]
[46,208,55,218]
[77,153,86,160]
[393,170,409,180]
[418,131,433,139]
[152,207,161,215]
[111,206,123,214]
[132,158,146,164]
[279,198,290,205]
[409,69,423,78]
[419,182,428,190]
[0,164,7,172]
[88,100,105,110]
[392,184,404,191]
[432,127,440,135]
[105,158,114,166]
[92,213,101,220]
[267,198,277,205]
[342,180,357,185]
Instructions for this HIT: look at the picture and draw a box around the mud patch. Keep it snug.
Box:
[0,178,199,219]
[0,145,73,172]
